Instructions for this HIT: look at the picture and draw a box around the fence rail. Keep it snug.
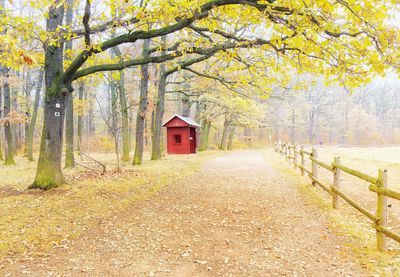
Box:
[274,141,400,252]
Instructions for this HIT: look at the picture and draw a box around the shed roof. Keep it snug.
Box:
[163,114,201,127]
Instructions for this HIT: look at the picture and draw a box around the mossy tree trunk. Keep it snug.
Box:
[151,73,166,160]
[0,0,14,165]
[65,93,75,168]
[32,89,69,189]
[26,70,44,161]
[151,36,167,161]
[133,39,150,165]
[64,0,75,168]
[30,3,69,189]
[11,88,19,153]
[3,67,15,165]
[109,71,121,170]
[119,69,130,162]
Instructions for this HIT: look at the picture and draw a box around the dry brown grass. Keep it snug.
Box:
[0,151,222,267]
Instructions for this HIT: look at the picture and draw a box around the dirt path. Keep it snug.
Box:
[6,150,364,276]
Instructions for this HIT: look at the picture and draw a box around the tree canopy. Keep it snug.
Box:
[1,0,398,189]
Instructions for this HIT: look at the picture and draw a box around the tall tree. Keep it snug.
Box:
[199,120,211,151]
[110,73,120,168]
[24,71,34,155]
[77,82,84,154]
[1,0,13,164]
[0,85,3,161]
[30,3,67,188]
[219,110,230,150]
[64,0,75,168]
[151,58,167,160]
[133,39,151,165]
[2,67,14,165]
[119,69,130,161]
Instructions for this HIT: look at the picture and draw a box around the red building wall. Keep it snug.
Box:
[166,127,190,154]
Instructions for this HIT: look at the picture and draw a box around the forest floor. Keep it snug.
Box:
[3,149,394,276]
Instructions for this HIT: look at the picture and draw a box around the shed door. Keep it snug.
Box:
[189,128,196,153]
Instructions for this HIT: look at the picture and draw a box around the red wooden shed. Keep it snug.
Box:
[163,114,201,154]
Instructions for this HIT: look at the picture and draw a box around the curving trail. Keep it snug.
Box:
[5,150,364,276]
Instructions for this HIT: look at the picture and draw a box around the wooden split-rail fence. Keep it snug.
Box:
[274,142,400,252]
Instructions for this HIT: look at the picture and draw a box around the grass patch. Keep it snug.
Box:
[0,151,223,266]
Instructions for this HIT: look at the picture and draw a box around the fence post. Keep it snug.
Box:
[294,145,298,169]
[288,146,292,166]
[285,145,288,161]
[300,145,305,176]
[311,147,318,186]
[376,169,388,252]
[332,157,341,209]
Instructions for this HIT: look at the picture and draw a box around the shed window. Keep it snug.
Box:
[174,134,182,144]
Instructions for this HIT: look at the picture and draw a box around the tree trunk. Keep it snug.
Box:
[133,39,150,165]
[26,70,44,161]
[181,95,191,117]
[24,71,34,155]
[199,120,207,151]
[64,0,75,168]
[2,67,14,164]
[244,127,252,148]
[0,85,3,161]
[31,3,67,189]
[12,88,19,152]
[109,72,121,169]
[31,91,68,189]
[151,73,166,160]
[88,97,95,136]
[227,126,235,150]
[83,89,89,149]
[194,101,201,123]
[119,69,130,162]
[64,93,75,167]
[146,114,151,146]
[199,120,211,151]
[77,82,84,154]
[0,0,4,161]
[219,113,229,150]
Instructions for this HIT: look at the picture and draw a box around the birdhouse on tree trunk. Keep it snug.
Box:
[163,114,201,154]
